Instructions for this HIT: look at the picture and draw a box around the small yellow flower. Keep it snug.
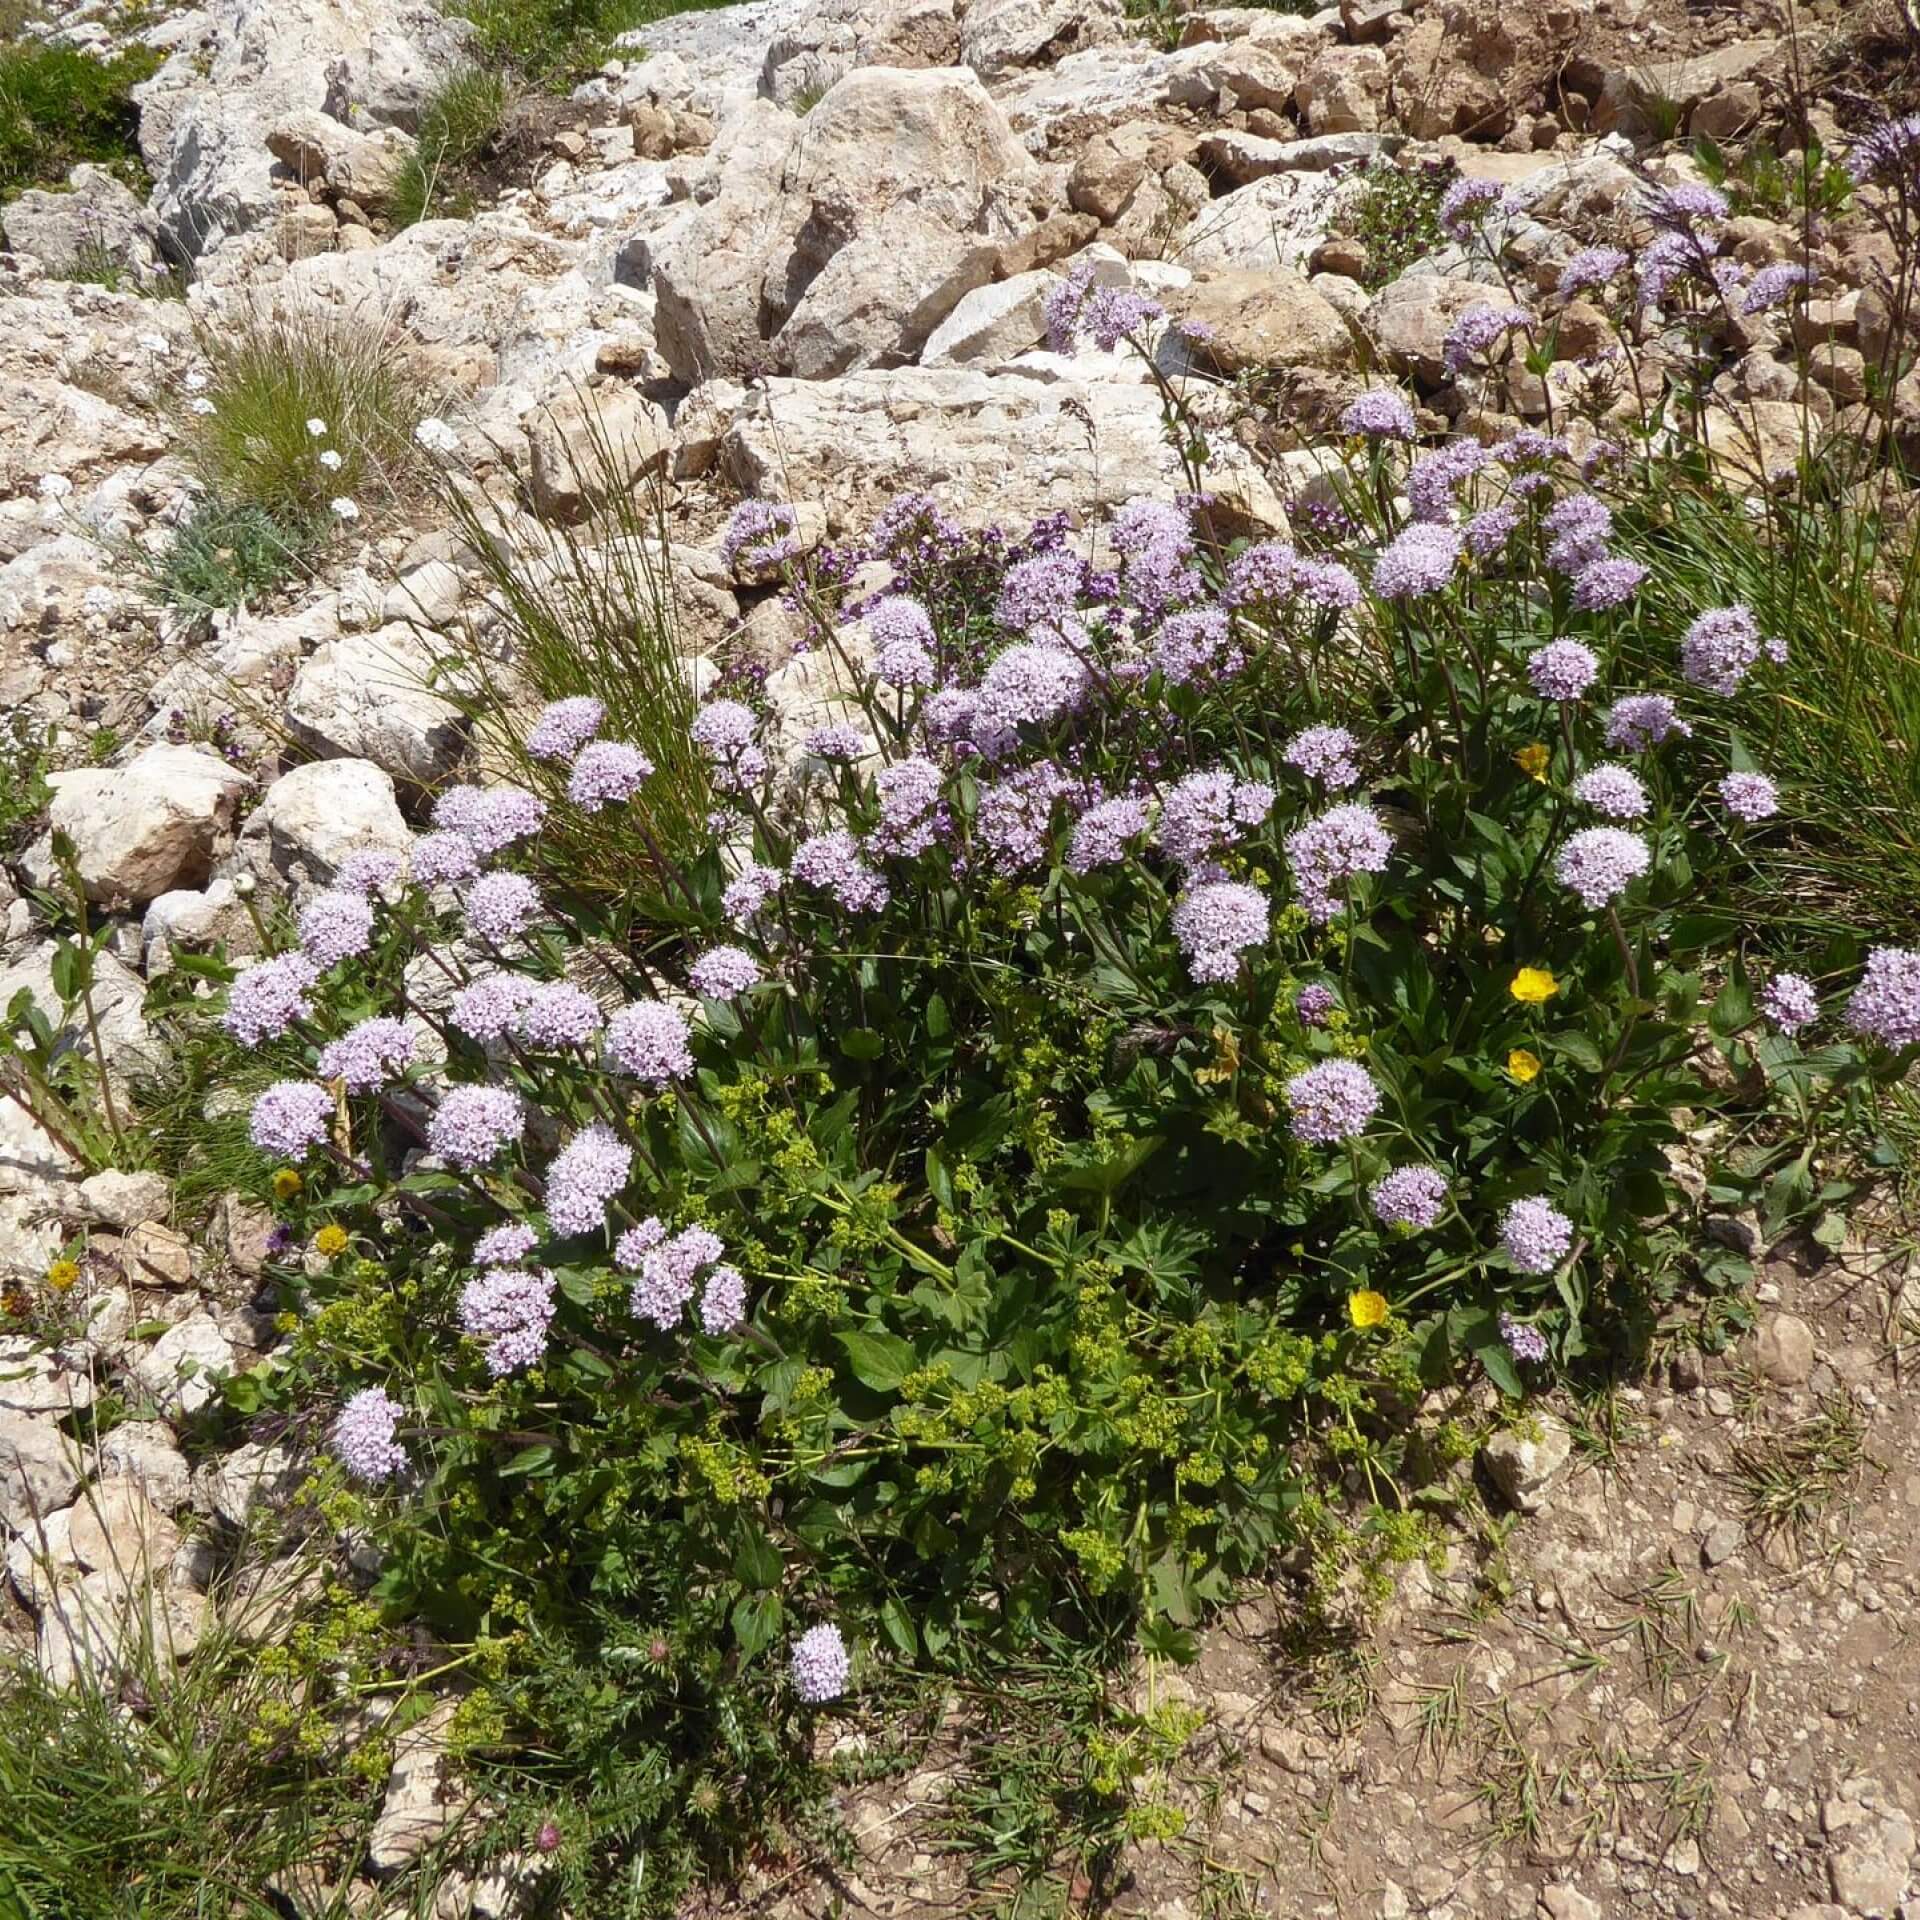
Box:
[313,1224,349,1258]
[1347,1288,1389,1330]
[45,1258,80,1293]
[272,1168,304,1200]
[1509,967,1560,1006]
[1507,1048,1543,1084]
[1514,742,1551,782]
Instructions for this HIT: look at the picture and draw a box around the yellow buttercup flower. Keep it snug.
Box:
[1507,1048,1543,1084]
[45,1258,80,1293]
[1514,743,1550,782]
[313,1224,349,1258]
[272,1168,304,1200]
[1509,967,1560,1006]
[1347,1288,1389,1330]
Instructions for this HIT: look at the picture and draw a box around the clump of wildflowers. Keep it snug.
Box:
[332,1388,408,1482]
[1284,1059,1381,1145]
[1847,947,1920,1051]
[1370,1166,1447,1230]
[1555,828,1650,910]
[1501,1198,1573,1274]
[1171,880,1269,982]
[790,1624,851,1703]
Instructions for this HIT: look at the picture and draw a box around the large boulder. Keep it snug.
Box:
[238,758,413,884]
[525,385,671,523]
[44,745,253,907]
[645,67,1041,384]
[0,943,166,1088]
[959,0,1126,80]
[266,109,416,210]
[1363,273,1505,386]
[920,269,1060,367]
[285,626,466,786]
[760,0,960,110]
[0,166,170,285]
[1172,267,1355,376]
[1177,171,1352,274]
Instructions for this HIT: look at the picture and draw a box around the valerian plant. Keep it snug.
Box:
[187,238,1920,1908]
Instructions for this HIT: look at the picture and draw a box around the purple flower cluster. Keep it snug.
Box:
[803,722,869,762]
[1500,1197,1573,1274]
[792,829,890,909]
[1158,770,1274,868]
[688,945,762,999]
[336,849,404,894]
[790,1623,850,1703]
[223,953,319,1046]
[435,785,546,858]
[977,642,1087,732]
[1526,639,1599,703]
[1464,505,1521,559]
[458,1265,555,1375]
[466,872,541,945]
[1761,972,1818,1035]
[1152,608,1239,686]
[1340,388,1418,440]
[1282,726,1361,790]
[699,1265,748,1334]
[1370,1165,1447,1230]
[723,861,784,929]
[1171,880,1269,983]
[569,741,653,812]
[1223,540,1296,608]
[1742,263,1811,315]
[1296,983,1336,1026]
[721,500,799,574]
[871,756,948,858]
[1439,176,1509,240]
[298,890,374,969]
[450,973,533,1044]
[317,1016,416,1093]
[474,1221,539,1265]
[1556,246,1630,298]
[1044,265,1163,353]
[427,1084,524,1167]
[606,1000,694,1087]
[526,696,604,761]
[625,1221,724,1328]
[1719,770,1779,823]
[1680,605,1766,696]
[1499,1312,1550,1364]
[1372,523,1461,601]
[1109,496,1200,615]
[868,595,939,687]
[412,831,482,886]
[1554,827,1650,910]
[691,699,769,791]
[1572,764,1649,820]
[545,1122,632,1236]
[1604,693,1691,752]
[332,1387,407,1482]
[1847,946,1920,1051]
[518,981,604,1050]
[975,766,1070,872]
[1570,557,1648,611]
[249,1081,334,1158]
[1067,794,1150,875]
[1442,304,1532,375]
[1407,441,1489,521]
[1283,1059,1381,1145]
[1285,804,1392,921]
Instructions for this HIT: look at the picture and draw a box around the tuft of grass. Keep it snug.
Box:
[138,495,316,617]
[452,0,736,85]
[390,67,508,230]
[1349,156,1457,290]
[181,307,433,530]
[0,40,161,201]
[434,410,713,913]
[1730,1394,1873,1546]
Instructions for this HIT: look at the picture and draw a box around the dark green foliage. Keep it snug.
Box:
[143,496,315,616]
[1350,156,1458,289]
[1691,133,1853,221]
[452,0,737,85]
[0,41,161,201]
[390,68,508,230]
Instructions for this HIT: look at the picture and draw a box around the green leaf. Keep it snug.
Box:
[731,1590,783,1659]
[1475,1340,1524,1399]
[1547,1030,1605,1073]
[501,1444,555,1477]
[837,1329,915,1392]
[879,1595,918,1658]
[733,1528,784,1590]
[840,1027,885,1061]
[1050,1134,1164,1198]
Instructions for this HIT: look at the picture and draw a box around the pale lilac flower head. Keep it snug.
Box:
[1554,827,1650,909]
[1604,693,1691,752]
[568,741,653,812]
[977,642,1087,731]
[1500,1312,1550,1363]
[1847,115,1920,190]
[223,953,320,1046]
[1680,605,1764,696]
[614,1217,666,1271]
[870,603,939,689]
[1296,983,1336,1027]
[688,945,762,999]
[1283,1059,1381,1145]
[1283,726,1362,790]
[1742,263,1811,315]
[1407,441,1489,521]
[791,829,890,910]
[994,551,1083,639]
[1158,770,1274,868]
[1442,304,1532,375]
[1526,639,1599,703]
[630,1224,723,1328]
[1761,972,1818,1035]
[1285,804,1392,922]
[249,1081,334,1158]
[690,699,768,790]
[790,1623,850,1703]
[1572,764,1649,820]
[1152,607,1239,685]
[1370,1165,1448,1230]
[721,500,799,574]
[606,1000,694,1087]
[433,785,546,858]
[1719,770,1779,822]
[518,981,604,1050]
[1571,558,1648,611]
[335,849,405,895]
[975,766,1070,872]
[1847,946,1920,1051]
[1341,388,1418,439]
[458,1266,555,1375]
[870,756,947,858]
[1068,794,1151,875]
[544,1123,632,1237]
[1543,494,1613,571]
[449,973,534,1044]
[1557,245,1630,298]
[298,890,375,969]
[318,1015,417,1093]
[1648,182,1729,231]
[473,1222,539,1266]
[1223,541,1296,608]
[722,861,784,929]
[698,1265,748,1335]
[332,1388,407,1482]
[1109,496,1200,616]
[1295,559,1363,611]
[465,872,541,945]
[1171,880,1269,984]
[1501,1197,1574,1274]
[803,722,869,762]
[411,831,481,887]
[1464,505,1521,559]
[1372,523,1461,601]
[427,1084,524,1167]
[1439,176,1508,240]
[526,696,604,761]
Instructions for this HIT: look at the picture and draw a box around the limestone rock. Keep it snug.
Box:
[1481,1415,1572,1513]
[959,0,1125,80]
[367,1698,461,1873]
[920,269,1061,367]
[130,1313,235,1418]
[285,627,466,786]
[67,1477,183,1579]
[123,1222,197,1290]
[1595,38,1777,138]
[1752,1311,1816,1386]
[76,1170,173,1230]
[197,1439,302,1533]
[37,1568,210,1688]
[46,745,252,907]
[1828,1810,1915,1918]
[1172,266,1354,375]
[96,1421,193,1513]
[526,385,671,523]
[266,110,416,210]
[0,166,168,285]
[1363,273,1503,385]
[240,758,414,885]
[760,0,961,111]
[1177,170,1349,273]
[0,1408,84,1533]
[0,943,166,1089]
[0,1337,98,1416]
[1295,45,1389,134]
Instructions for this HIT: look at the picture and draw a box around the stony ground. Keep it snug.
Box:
[2,0,1919,1910]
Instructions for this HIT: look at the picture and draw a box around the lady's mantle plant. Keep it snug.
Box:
[200,276,1920,1897]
